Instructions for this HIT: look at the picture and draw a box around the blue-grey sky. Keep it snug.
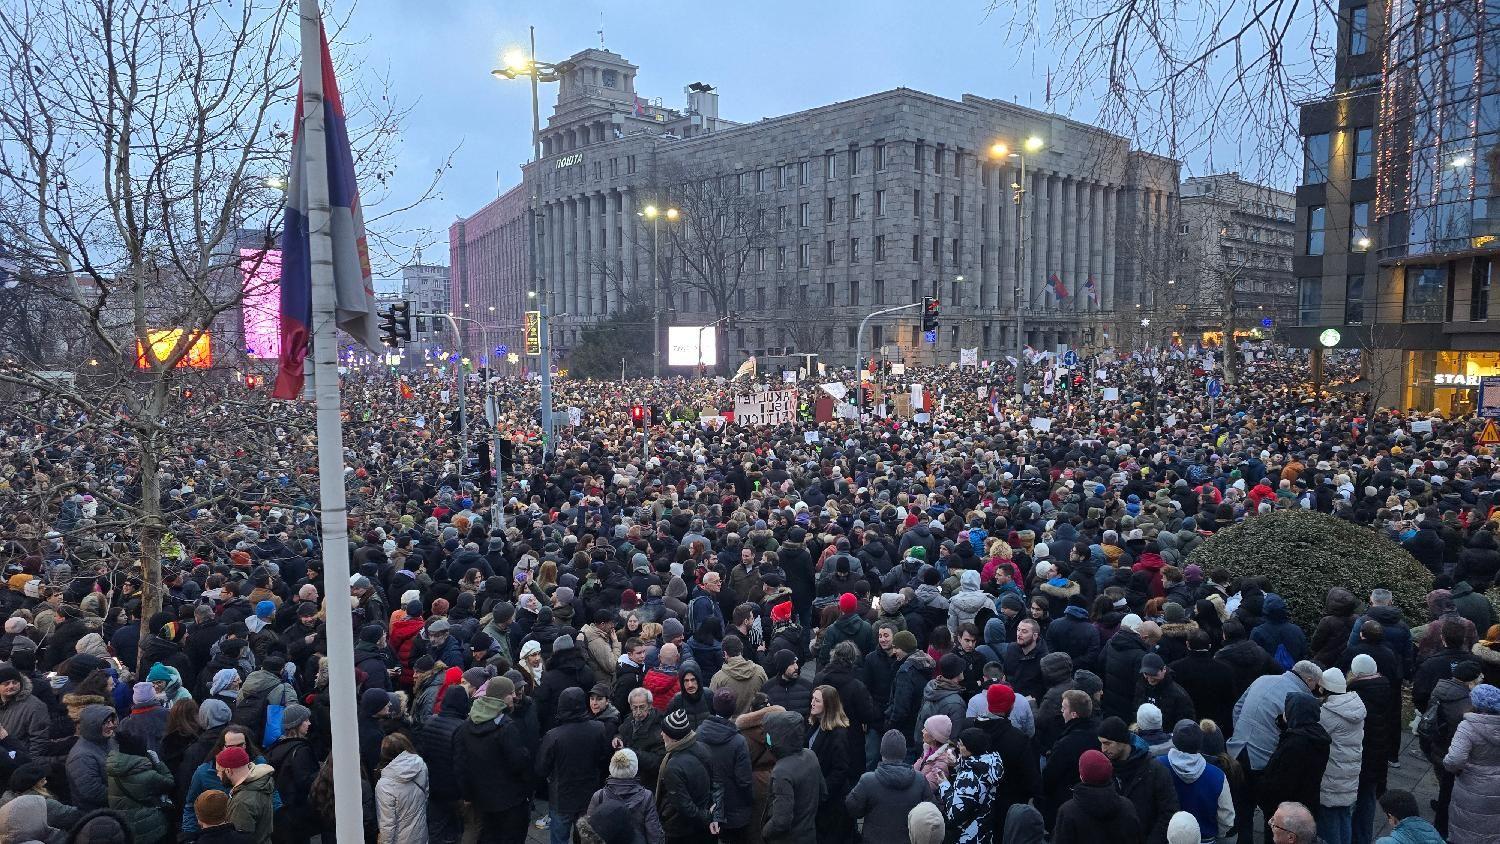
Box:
[349,0,1303,290]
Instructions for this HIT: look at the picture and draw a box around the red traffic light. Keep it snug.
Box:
[630,405,645,424]
[244,374,262,389]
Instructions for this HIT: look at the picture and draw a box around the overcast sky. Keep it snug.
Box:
[348,0,1305,290]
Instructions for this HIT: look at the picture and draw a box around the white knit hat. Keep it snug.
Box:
[1167,811,1201,844]
[608,748,638,779]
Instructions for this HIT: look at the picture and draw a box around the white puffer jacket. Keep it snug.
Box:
[1319,690,1367,807]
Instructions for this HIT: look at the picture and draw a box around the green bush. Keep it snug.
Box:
[1185,509,1433,631]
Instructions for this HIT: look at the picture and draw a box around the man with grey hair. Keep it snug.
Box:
[1269,802,1319,844]
[1346,587,1413,677]
[1229,661,1323,844]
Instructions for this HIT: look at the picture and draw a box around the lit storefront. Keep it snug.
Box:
[1402,350,1500,413]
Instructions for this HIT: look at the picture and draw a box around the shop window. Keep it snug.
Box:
[1473,257,1492,321]
[1345,275,1365,324]
[1404,265,1448,322]
[1298,277,1322,325]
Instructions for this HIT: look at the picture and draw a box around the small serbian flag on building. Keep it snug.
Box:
[1084,273,1098,303]
[272,22,382,400]
[1049,273,1069,300]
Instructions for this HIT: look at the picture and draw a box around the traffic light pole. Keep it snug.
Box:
[854,302,922,419]
[420,313,469,492]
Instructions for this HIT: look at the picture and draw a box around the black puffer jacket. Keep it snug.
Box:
[1100,629,1148,719]
[697,714,754,829]
[536,687,611,815]
[655,728,720,837]
[536,641,596,732]
[414,688,467,802]
[1456,528,1500,587]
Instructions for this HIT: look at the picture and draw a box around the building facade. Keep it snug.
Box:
[1175,174,1297,340]
[450,184,531,361]
[399,260,451,364]
[1289,0,1500,410]
[454,48,1181,369]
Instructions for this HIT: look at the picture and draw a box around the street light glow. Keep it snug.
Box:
[990,143,1008,158]
[502,48,529,72]
[1357,236,1372,249]
[666,208,679,220]
[643,205,658,218]
[1024,136,1045,153]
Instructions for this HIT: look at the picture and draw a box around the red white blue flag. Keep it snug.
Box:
[1049,272,1069,300]
[272,24,381,400]
[1084,273,1098,303]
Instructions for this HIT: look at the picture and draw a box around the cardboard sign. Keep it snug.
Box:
[1103,387,1119,401]
[734,388,798,426]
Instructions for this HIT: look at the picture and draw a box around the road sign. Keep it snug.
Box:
[1261,317,1274,328]
[1481,376,1500,418]
[1206,378,1223,398]
[1480,419,1500,446]
[1063,350,1078,367]
[524,311,541,356]
[497,344,508,356]
[923,330,936,344]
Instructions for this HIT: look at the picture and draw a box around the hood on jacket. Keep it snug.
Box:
[0,794,54,844]
[697,715,740,746]
[983,618,1007,648]
[720,656,762,682]
[79,704,114,745]
[1264,594,1291,623]
[1002,804,1046,844]
[1041,652,1074,685]
[381,750,428,784]
[873,759,924,789]
[958,570,980,592]
[240,669,287,697]
[1166,748,1205,782]
[1322,690,1367,725]
[1323,588,1356,617]
[557,686,590,723]
[1283,692,1330,740]
[678,662,704,697]
[238,763,277,795]
[765,710,805,757]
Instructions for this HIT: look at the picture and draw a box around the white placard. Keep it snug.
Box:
[734,388,798,426]
[804,431,821,444]
[781,370,798,384]
[1103,387,1120,401]
[836,402,859,419]
[1164,414,1178,427]
[819,382,848,400]
[567,407,582,427]
[1096,369,1109,382]
[914,412,931,424]
[1412,420,1433,433]
[1030,417,1053,432]
[890,363,906,376]
[439,390,451,404]
[960,348,978,367]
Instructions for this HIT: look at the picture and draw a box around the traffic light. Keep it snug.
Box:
[921,296,940,332]
[497,438,515,473]
[244,374,262,390]
[630,405,646,427]
[379,301,413,347]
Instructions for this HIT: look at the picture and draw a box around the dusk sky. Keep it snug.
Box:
[348,0,1310,289]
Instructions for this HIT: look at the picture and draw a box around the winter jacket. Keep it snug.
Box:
[1413,647,1471,714]
[1456,529,1500,588]
[375,750,428,844]
[709,656,767,717]
[537,687,611,815]
[845,760,931,843]
[947,571,990,632]
[1134,672,1196,730]
[697,715,754,830]
[263,734,319,840]
[537,645,597,732]
[1112,740,1179,844]
[413,699,465,803]
[886,651,934,739]
[456,696,530,813]
[1250,595,1307,666]
[1053,781,1144,844]
[1228,671,1307,770]
[1101,629,1150,719]
[587,777,664,844]
[641,666,680,712]
[1258,693,1330,814]
[1374,815,1448,844]
[1346,604,1415,676]
[579,624,621,682]
[762,712,823,844]
[1041,715,1101,827]
[66,705,114,811]
[0,675,52,758]
[1310,588,1357,668]
[1169,652,1238,733]
[1215,638,1282,703]
[1443,710,1500,844]
[1349,674,1399,784]
[1451,581,1498,636]
[937,749,1003,844]
[1157,750,1233,842]
[226,763,276,844]
[816,613,875,665]
[912,677,967,748]
[1046,608,1100,664]
[655,731,720,838]
[0,793,65,844]
[105,748,174,844]
[1319,690,1366,807]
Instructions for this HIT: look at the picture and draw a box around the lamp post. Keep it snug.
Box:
[640,204,679,378]
[493,28,572,459]
[990,135,1045,367]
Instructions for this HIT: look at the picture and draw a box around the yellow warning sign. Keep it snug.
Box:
[1479,420,1500,446]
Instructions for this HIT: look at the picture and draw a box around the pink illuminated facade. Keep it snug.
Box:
[239,247,283,359]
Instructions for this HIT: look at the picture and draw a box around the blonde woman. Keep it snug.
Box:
[810,685,857,843]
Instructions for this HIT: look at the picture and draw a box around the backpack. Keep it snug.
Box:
[232,681,288,746]
[1416,696,1450,749]
[1272,643,1295,672]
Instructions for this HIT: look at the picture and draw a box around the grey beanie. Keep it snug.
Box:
[280,703,311,732]
[662,618,685,640]
[880,729,907,762]
[198,699,232,729]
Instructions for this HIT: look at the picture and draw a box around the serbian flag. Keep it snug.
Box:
[272,23,382,400]
[398,379,415,401]
[1084,274,1098,303]
[1049,272,1069,300]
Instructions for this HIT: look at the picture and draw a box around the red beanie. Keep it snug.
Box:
[838,593,858,615]
[771,601,793,623]
[1079,749,1113,785]
[431,598,450,616]
[216,746,251,770]
[986,683,1016,716]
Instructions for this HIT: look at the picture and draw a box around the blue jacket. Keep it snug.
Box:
[1375,816,1446,844]
[1157,753,1227,841]
[1228,671,1307,770]
[1250,595,1307,666]
[181,755,281,832]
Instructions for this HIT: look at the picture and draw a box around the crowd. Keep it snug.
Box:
[0,344,1496,844]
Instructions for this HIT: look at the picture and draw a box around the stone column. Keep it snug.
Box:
[621,189,636,308]
[1061,177,1076,314]
[1046,173,1062,313]
[1103,187,1118,313]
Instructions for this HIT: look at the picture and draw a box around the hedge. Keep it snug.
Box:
[1185,509,1433,631]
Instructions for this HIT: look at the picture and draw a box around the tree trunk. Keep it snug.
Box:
[136,408,164,675]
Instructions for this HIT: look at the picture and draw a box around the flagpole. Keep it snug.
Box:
[297,0,363,838]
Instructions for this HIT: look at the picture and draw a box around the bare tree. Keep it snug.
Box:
[0,0,440,643]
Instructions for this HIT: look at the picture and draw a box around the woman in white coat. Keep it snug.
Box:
[375,733,429,844]
[1317,668,1366,844]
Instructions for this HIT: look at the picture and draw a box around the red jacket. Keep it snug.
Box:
[388,616,425,686]
[642,667,680,711]
[1131,552,1167,599]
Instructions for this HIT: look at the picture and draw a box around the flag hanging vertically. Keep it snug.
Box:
[398,379,415,401]
[272,24,382,400]
[1084,273,1098,304]
[1049,272,1069,300]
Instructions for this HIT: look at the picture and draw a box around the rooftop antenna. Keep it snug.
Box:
[598,10,605,47]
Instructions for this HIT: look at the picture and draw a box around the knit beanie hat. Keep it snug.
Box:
[281,703,312,732]
[609,749,639,779]
[892,630,918,654]
[712,688,737,717]
[1321,667,1347,695]
[131,682,155,707]
[771,602,793,623]
[1348,654,1378,678]
[215,746,250,770]
[1098,716,1132,744]
[1136,702,1163,731]
[1167,811,1201,844]
[195,790,230,827]
[880,729,907,762]
[986,683,1016,716]
[923,714,952,743]
[938,653,965,680]
[662,707,692,740]
[1079,749,1113,785]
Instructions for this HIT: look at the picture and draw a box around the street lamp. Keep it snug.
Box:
[491,27,573,460]
[263,175,288,191]
[640,204,680,377]
[990,135,1045,361]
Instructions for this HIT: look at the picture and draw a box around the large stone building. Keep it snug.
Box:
[1288,0,1500,410]
[1175,174,1297,340]
[451,48,1181,368]
[399,259,451,364]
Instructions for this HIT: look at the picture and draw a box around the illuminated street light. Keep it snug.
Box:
[990,143,1008,158]
[1452,155,1473,168]
[1024,135,1045,153]
[263,175,287,191]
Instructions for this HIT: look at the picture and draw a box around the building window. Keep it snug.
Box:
[913,188,922,217]
[1473,258,1492,320]
[848,146,861,176]
[797,161,809,185]
[777,246,787,270]
[951,238,960,264]
[825,240,837,265]
[778,206,788,231]
[912,234,921,262]
[1345,275,1365,324]
[1306,205,1326,255]
[935,146,944,174]
[876,190,887,217]
[914,141,925,172]
[874,278,885,304]
[1304,133,1329,185]
[826,283,836,305]
[757,169,769,192]
[1353,127,1374,179]
[780,164,792,189]
[827,197,838,222]
[848,327,858,348]
[1298,277,1322,325]
[776,286,786,309]
[800,243,812,268]
[875,234,886,262]
[1404,265,1447,322]
[756,248,766,272]
[1349,5,1369,55]
[627,155,637,174]
[875,143,886,171]
[799,202,810,227]
[952,194,961,220]
[850,279,860,305]
[602,69,618,88]
[1350,202,1370,251]
[934,192,943,220]
[825,151,837,180]
[850,193,862,218]
[757,288,766,309]
[799,285,808,305]
[849,237,860,262]
[932,236,941,264]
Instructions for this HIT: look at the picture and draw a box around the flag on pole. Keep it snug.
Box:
[1049,272,1069,300]
[398,379,414,401]
[1084,273,1098,303]
[272,24,382,400]
[733,356,757,381]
